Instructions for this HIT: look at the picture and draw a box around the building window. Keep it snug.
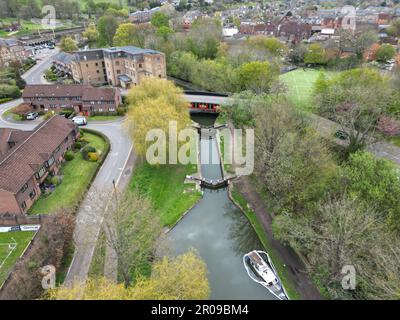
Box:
[139,64,142,68]
[115,61,120,66]
[109,108,115,112]
[29,189,36,200]
[21,183,28,193]
[46,156,55,168]
[98,108,103,112]
[21,201,27,210]
[55,145,61,153]
[35,166,46,180]
[117,69,121,74]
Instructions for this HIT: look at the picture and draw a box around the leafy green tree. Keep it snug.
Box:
[236,61,279,94]
[151,11,169,29]
[97,15,119,46]
[82,24,99,44]
[156,26,174,40]
[304,43,326,65]
[59,37,78,53]
[343,151,400,230]
[376,44,396,62]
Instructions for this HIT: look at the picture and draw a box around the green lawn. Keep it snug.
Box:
[29,131,107,214]
[389,136,400,148]
[230,188,301,300]
[88,115,122,122]
[0,231,36,286]
[280,69,335,112]
[129,163,202,227]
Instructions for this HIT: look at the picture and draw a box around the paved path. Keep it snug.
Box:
[233,177,323,300]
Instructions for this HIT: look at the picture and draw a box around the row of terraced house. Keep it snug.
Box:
[0,116,79,214]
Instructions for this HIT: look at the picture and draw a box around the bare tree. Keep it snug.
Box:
[102,191,162,287]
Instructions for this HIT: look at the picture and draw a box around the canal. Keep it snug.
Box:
[167,114,275,300]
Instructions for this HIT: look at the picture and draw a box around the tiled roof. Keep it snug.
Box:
[23,84,91,98]
[22,84,118,102]
[0,116,76,194]
[82,87,117,101]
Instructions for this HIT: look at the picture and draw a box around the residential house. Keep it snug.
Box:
[0,116,79,214]
[22,84,122,115]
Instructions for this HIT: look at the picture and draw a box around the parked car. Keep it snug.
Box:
[72,116,87,126]
[334,129,349,140]
[26,112,39,120]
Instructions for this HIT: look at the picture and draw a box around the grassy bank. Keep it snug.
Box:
[29,131,108,214]
[230,187,301,300]
[0,231,36,286]
[128,163,202,227]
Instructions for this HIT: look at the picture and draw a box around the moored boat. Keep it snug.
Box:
[243,250,289,300]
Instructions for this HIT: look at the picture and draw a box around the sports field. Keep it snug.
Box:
[0,231,36,286]
[280,69,335,112]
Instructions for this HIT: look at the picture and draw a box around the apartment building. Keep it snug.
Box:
[0,116,79,214]
[69,46,166,88]
[0,38,29,67]
[22,84,122,115]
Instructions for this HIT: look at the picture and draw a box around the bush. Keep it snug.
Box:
[0,97,13,104]
[0,84,21,99]
[88,152,99,162]
[65,151,75,161]
[43,111,54,120]
[73,141,82,150]
[81,146,96,161]
[117,106,127,116]
[50,176,61,186]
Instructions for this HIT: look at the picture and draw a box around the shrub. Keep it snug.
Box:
[43,111,54,120]
[65,151,75,161]
[117,106,127,116]
[81,146,96,161]
[50,176,61,186]
[88,152,99,162]
[74,141,82,150]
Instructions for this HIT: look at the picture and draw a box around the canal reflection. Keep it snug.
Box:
[167,114,274,300]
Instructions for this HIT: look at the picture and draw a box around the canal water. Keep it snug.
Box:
[167,114,274,300]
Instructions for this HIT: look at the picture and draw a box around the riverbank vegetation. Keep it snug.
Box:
[48,250,209,300]
[221,83,400,299]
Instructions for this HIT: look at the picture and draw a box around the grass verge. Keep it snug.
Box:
[230,187,301,300]
[128,163,202,228]
[29,131,108,214]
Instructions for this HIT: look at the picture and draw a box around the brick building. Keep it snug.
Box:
[22,84,122,115]
[0,116,79,214]
[69,46,166,88]
[0,38,29,67]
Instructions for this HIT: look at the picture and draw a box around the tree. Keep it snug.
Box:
[46,251,210,300]
[304,43,326,65]
[83,24,99,44]
[247,36,287,57]
[314,68,392,154]
[343,151,400,230]
[272,196,396,299]
[151,11,169,29]
[187,18,222,59]
[125,79,191,158]
[376,44,396,62]
[236,61,279,94]
[113,23,154,48]
[103,191,162,286]
[59,37,78,53]
[156,26,174,40]
[386,19,400,37]
[289,43,308,64]
[97,15,119,46]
